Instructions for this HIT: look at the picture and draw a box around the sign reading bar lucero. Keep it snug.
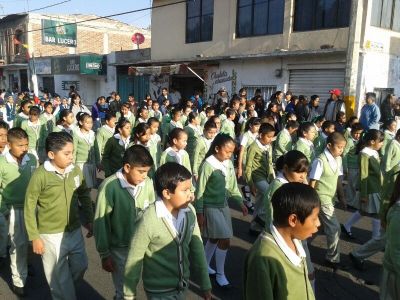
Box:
[42,19,77,47]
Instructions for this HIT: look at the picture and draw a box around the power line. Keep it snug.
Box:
[0,0,71,16]
[0,0,189,39]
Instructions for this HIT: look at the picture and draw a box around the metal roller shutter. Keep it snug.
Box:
[289,69,345,108]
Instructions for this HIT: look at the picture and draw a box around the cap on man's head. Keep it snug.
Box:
[329,89,342,96]
[219,86,227,92]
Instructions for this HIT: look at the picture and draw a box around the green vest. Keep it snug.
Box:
[314,152,341,205]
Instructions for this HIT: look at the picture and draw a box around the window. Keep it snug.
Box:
[236,0,285,38]
[294,0,351,32]
[242,85,277,100]
[371,0,400,32]
[186,0,214,43]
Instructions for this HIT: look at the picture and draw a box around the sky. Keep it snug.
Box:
[0,0,152,28]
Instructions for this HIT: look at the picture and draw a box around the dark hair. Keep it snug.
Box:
[136,106,148,119]
[259,123,276,136]
[310,95,319,102]
[45,132,73,153]
[314,115,325,124]
[297,122,314,138]
[44,102,53,109]
[350,122,364,133]
[170,107,181,118]
[205,133,235,158]
[122,145,153,167]
[225,108,236,118]
[8,127,28,143]
[56,109,73,126]
[272,183,320,227]
[19,100,31,113]
[336,111,346,122]
[105,112,116,122]
[29,106,41,116]
[244,117,261,132]
[134,123,150,139]
[0,120,9,131]
[356,129,384,154]
[283,150,309,173]
[275,155,285,172]
[205,106,214,115]
[384,118,396,130]
[115,117,131,135]
[321,120,335,132]
[154,162,192,197]
[346,116,358,128]
[147,117,160,126]
[76,112,92,128]
[188,112,199,123]
[326,132,346,146]
[203,120,217,132]
[286,120,299,130]
[168,127,186,145]
[366,92,376,102]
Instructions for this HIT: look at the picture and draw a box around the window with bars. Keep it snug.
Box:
[371,0,400,32]
[242,85,277,101]
[293,0,351,32]
[186,0,214,43]
[236,0,285,38]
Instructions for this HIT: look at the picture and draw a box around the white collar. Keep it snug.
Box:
[361,147,380,160]
[256,138,270,152]
[18,112,29,119]
[138,117,147,124]
[135,140,148,147]
[269,225,306,267]
[170,120,183,128]
[102,124,115,134]
[114,134,131,149]
[202,135,213,148]
[116,169,145,199]
[5,152,30,166]
[188,123,201,134]
[165,147,185,164]
[43,160,74,175]
[282,128,290,136]
[324,148,339,172]
[124,111,132,119]
[385,130,395,138]
[205,155,230,177]
[321,132,328,139]
[1,145,9,156]
[75,129,95,145]
[43,112,54,120]
[27,120,40,127]
[299,137,314,147]
[247,130,258,140]
[155,198,190,234]
[276,173,289,184]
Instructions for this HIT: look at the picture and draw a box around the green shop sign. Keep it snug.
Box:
[42,19,77,47]
[80,55,107,75]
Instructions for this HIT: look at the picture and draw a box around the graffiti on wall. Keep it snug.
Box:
[149,74,169,99]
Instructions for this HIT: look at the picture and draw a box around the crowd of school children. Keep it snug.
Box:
[0,86,399,300]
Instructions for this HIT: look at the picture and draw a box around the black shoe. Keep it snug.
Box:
[12,284,25,297]
[341,224,355,240]
[349,253,365,271]
[215,279,233,290]
[324,259,350,271]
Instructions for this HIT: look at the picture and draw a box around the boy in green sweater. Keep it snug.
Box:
[94,145,155,300]
[244,183,320,300]
[24,132,94,300]
[124,162,211,299]
[313,120,335,158]
[95,112,116,169]
[0,128,37,296]
[273,120,299,162]
[220,108,236,139]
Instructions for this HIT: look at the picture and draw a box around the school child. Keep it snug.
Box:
[382,129,400,203]
[379,175,400,300]
[132,122,151,148]
[53,109,75,135]
[5,95,16,128]
[116,103,136,128]
[73,112,96,189]
[135,106,149,125]
[147,117,161,171]
[381,119,397,157]
[13,100,30,128]
[180,105,192,126]
[239,109,257,135]
[168,107,184,132]
[245,123,276,233]
[313,115,325,137]
[123,162,211,299]
[200,106,215,128]
[24,132,93,300]
[184,112,202,171]
[20,106,47,162]
[313,120,336,157]
[95,113,116,170]
[94,145,155,300]
[334,111,347,133]
[273,120,299,162]
[160,98,170,115]
[220,108,236,139]
[102,118,133,178]
[342,130,384,240]
[159,128,191,172]
[209,115,221,132]
[0,120,9,155]
[244,183,319,300]
[195,134,248,288]
[294,122,317,163]
[0,128,37,296]
[344,116,359,139]
[151,101,162,122]
[309,132,347,269]
[342,123,363,209]
[192,120,218,180]
[40,102,56,134]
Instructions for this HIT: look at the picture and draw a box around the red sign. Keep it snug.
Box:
[131,32,145,45]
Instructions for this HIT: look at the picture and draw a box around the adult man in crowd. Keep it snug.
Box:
[323,89,345,121]
[157,87,170,105]
[360,92,381,130]
[109,93,122,115]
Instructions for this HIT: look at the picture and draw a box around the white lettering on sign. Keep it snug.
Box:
[85,62,101,70]
[210,70,232,85]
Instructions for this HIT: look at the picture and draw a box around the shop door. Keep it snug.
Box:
[20,69,28,92]
[42,77,55,95]
[118,75,149,104]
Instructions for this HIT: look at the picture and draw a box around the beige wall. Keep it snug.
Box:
[152,0,349,61]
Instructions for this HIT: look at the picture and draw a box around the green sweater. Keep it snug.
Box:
[313,134,327,158]
[116,112,136,132]
[383,202,400,276]
[20,120,48,152]
[263,178,285,228]
[73,130,96,164]
[102,135,134,177]
[220,119,235,139]
[159,148,192,173]
[194,157,242,213]
[273,129,292,162]
[244,140,273,186]
[381,130,394,158]
[123,203,211,298]
[0,153,37,213]
[380,141,400,214]
[94,175,155,259]
[94,125,114,165]
[342,136,359,171]
[14,113,29,128]
[244,232,315,300]
[294,138,315,163]
[24,163,93,240]
[360,151,382,198]
[192,136,211,177]
[40,113,56,133]
[184,125,201,169]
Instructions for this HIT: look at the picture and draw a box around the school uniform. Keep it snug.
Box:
[381,130,395,158]
[159,147,191,173]
[244,226,315,300]
[220,119,235,139]
[199,111,207,128]
[94,125,114,166]
[180,114,188,127]
[310,149,343,263]
[24,161,93,300]
[94,172,155,300]
[21,119,47,162]
[40,112,56,134]
[195,155,242,239]
[381,140,400,216]
[168,120,183,133]
[147,133,162,177]
[240,130,258,167]
[53,124,74,135]
[6,102,16,128]
[102,134,134,178]
[0,153,37,288]
[73,129,96,189]
[273,128,293,162]
[192,135,213,177]
[160,114,171,146]
[184,124,202,170]
[294,138,315,163]
[13,112,29,128]
[153,110,163,123]
[342,136,360,208]
[123,202,211,299]
[313,132,328,158]
[116,112,136,130]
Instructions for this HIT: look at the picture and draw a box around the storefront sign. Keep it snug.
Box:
[52,56,80,74]
[80,55,106,75]
[42,19,77,47]
[30,58,52,75]
[210,70,233,85]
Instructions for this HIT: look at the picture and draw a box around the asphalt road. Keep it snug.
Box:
[0,193,382,300]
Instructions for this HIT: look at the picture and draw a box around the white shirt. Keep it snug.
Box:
[240,131,258,146]
[116,169,147,207]
[75,129,95,145]
[43,160,75,179]
[5,152,31,167]
[102,124,115,135]
[205,155,230,177]
[310,148,343,180]
[360,146,380,160]
[155,199,190,234]
[256,138,270,152]
[114,134,131,150]
[299,137,314,147]
[165,147,185,165]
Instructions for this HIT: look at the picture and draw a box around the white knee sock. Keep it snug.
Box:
[204,241,217,273]
[344,211,362,232]
[372,219,381,239]
[215,247,229,285]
